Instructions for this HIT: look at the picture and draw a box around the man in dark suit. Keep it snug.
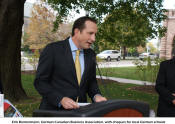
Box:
[34,16,107,110]
[155,57,175,117]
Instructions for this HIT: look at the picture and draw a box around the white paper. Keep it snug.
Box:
[0,94,4,117]
[77,103,91,106]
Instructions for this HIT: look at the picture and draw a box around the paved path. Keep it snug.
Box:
[96,75,155,85]
[97,60,136,68]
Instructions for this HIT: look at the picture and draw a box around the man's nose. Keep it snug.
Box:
[91,34,96,42]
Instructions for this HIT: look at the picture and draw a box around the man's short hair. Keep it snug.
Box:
[72,16,97,36]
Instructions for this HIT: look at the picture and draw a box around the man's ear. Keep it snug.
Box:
[74,28,80,35]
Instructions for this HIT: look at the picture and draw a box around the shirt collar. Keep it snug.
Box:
[69,37,83,52]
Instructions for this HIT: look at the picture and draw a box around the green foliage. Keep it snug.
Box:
[134,58,149,82]
[127,47,137,54]
[21,45,30,52]
[133,57,164,83]
[22,32,32,52]
[22,32,29,44]
[127,47,139,57]
[45,0,166,31]
[45,0,86,29]
[96,1,166,52]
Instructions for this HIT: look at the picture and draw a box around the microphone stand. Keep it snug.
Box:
[96,61,108,98]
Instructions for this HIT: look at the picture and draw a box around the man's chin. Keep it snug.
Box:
[86,46,91,49]
[82,45,91,49]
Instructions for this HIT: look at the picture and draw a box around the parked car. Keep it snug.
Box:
[97,50,121,61]
[139,52,157,60]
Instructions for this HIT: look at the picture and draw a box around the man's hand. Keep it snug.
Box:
[94,95,107,102]
[172,100,175,105]
[60,97,79,109]
[172,93,175,105]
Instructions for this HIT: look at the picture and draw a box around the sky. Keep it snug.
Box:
[26,0,175,47]
[163,0,175,9]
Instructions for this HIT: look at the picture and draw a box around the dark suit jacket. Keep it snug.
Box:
[34,38,101,110]
[0,80,3,94]
[155,57,175,117]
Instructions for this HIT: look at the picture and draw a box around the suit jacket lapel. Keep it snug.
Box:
[80,49,90,87]
[63,39,79,87]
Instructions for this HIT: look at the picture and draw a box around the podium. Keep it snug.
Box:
[33,100,150,117]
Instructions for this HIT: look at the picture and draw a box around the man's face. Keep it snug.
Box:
[76,21,97,49]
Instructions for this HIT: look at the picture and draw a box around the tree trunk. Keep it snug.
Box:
[122,46,126,60]
[0,0,27,101]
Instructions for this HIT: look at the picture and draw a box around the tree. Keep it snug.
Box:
[137,45,146,54]
[127,47,138,56]
[147,42,158,53]
[0,0,27,101]
[25,1,72,50]
[94,1,166,59]
[45,0,166,32]
[96,7,152,59]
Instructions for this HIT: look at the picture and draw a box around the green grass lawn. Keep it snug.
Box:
[13,73,158,117]
[14,74,41,117]
[97,66,158,83]
[99,82,158,113]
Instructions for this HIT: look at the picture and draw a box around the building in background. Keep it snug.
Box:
[23,2,33,34]
[160,9,175,59]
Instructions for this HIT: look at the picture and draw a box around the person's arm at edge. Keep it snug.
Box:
[155,61,175,104]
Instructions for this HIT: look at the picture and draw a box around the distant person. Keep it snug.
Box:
[155,56,175,117]
[34,16,107,110]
